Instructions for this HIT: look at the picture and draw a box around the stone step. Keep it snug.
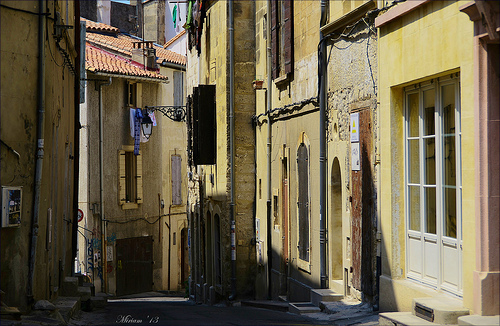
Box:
[90,296,108,309]
[52,296,80,323]
[311,288,343,307]
[458,315,500,326]
[78,286,92,301]
[82,282,95,296]
[330,279,345,295]
[61,276,79,297]
[289,302,322,315]
[241,300,289,312]
[413,297,469,325]
[0,305,22,320]
[379,312,436,325]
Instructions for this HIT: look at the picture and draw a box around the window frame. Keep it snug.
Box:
[404,74,462,294]
[271,0,293,81]
[118,145,143,210]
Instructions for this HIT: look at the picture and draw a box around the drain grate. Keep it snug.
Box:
[415,303,434,322]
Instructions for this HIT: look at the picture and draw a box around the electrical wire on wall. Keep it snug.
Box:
[252,96,319,126]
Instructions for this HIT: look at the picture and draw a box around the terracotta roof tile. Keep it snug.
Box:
[81,18,119,34]
[85,43,168,80]
[81,18,186,66]
[155,47,186,66]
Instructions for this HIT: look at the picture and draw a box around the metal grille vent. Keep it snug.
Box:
[415,303,434,322]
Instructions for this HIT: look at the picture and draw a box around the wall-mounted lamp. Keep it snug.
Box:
[144,106,186,122]
[141,106,186,139]
[141,112,154,139]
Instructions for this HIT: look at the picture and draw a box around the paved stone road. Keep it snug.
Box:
[69,295,328,326]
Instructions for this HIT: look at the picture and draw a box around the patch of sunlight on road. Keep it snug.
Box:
[108,292,189,303]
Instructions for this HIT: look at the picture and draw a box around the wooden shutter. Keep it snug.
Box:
[297,143,309,262]
[171,155,182,205]
[136,151,143,204]
[118,150,126,205]
[283,0,293,75]
[174,71,183,107]
[270,0,279,80]
[193,85,216,165]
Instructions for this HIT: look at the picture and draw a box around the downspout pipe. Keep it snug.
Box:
[319,0,328,289]
[228,0,237,301]
[28,0,46,303]
[72,0,81,276]
[266,0,273,300]
[98,77,112,293]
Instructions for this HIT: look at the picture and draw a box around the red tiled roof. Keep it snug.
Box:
[81,18,119,34]
[86,32,133,57]
[85,43,168,80]
[81,18,186,66]
[155,47,186,66]
[164,30,186,48]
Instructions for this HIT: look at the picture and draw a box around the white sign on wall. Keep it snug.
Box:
[352,142,360,171]
[107,245,113,262]
[350,112,359,143]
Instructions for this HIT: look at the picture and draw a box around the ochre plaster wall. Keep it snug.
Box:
[1,0,77,309]
[377,0,474,312]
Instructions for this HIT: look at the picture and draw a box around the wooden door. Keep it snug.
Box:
[116,236,153,296]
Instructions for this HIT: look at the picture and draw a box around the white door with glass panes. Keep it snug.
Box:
[405,75,462,296]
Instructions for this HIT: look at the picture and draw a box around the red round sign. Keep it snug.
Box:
[77,209,84,222]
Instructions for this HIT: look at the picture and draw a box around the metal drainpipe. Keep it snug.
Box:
[228,0,237,301]
[168,205,172,291]
[266,0,273,300]
[319,0,328,289]
[98,77,112,293]
[28,0,46,303]
[72,0,81,276]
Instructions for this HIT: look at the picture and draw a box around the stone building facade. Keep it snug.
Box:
[78,19,187,296]
[1,0,80,311]
[253,0,380,303]
[186,0,257,302]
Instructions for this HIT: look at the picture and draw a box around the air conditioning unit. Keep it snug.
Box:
[2,186,22,228]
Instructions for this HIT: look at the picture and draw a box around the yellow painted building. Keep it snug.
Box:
[375,0,493,321]
[1,0,79,311]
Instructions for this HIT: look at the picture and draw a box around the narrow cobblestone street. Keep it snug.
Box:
[68,293,378,326]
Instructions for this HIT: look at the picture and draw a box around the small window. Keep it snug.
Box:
[127,82,137,107]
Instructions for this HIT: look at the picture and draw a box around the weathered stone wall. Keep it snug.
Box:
[326,20,379,301]
[0,1,77,309]
[186,0,256,300]
[84,75,185,294]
